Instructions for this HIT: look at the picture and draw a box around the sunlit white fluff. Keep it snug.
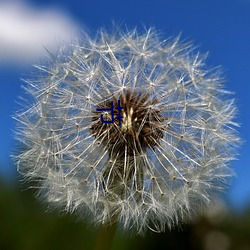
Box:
[14,27,240,233]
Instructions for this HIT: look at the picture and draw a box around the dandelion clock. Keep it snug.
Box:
[14,28,240,237]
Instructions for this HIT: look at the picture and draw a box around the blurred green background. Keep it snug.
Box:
[1,175,250,250]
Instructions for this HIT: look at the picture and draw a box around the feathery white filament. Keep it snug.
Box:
[14,27,240,233]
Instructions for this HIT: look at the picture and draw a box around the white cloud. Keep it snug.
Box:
[0,1,78,65]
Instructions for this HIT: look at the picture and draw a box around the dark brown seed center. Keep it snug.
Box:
[90,90,165,160]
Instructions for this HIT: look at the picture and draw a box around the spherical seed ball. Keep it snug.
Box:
[14,28,240,233]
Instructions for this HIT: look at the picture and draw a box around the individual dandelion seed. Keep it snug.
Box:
[14,27,240,234]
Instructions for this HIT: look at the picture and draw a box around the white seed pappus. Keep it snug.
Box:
[14,28,240,233]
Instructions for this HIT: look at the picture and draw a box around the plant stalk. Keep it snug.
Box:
[94,221,117,250]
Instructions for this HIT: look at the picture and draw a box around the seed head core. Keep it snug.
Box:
[91,90,164,159]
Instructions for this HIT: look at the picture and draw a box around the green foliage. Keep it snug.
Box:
[1,177,250,250]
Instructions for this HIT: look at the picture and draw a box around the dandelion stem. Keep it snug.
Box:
[94,221,117,250]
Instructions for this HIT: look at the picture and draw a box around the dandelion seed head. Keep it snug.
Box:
[14,27,240,233]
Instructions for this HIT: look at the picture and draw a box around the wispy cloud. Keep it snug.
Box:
[0,2,78,65]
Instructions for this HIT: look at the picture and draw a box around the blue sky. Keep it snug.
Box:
[1,0,249,210]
